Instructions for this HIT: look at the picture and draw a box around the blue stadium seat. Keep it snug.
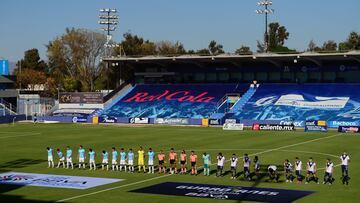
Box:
[101,84,248,119]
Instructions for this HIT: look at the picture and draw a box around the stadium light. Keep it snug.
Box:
[256,0,274,53]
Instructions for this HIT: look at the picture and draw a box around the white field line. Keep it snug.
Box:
[0,132,42,139]
[56,133,341,202]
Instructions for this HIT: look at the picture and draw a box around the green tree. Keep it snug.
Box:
[117,32,157,56]
[16,48,47,72]
[196,48,210,55]
[156,41,186,55]
[235,45,252,55]
[208,40,224,55]
[346,32,360,50]
[268,22,290,52]
[322,40,337,51]
[47,28,106,91]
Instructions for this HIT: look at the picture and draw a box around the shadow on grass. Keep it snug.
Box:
[0,159,58,202]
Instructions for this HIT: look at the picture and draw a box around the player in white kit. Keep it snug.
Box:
[46,147,54,168]
[230,154,238,179]
[340,152,350,185]
[323,158,334,185]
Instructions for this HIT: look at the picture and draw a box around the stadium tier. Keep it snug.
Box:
[229,84,360,127]
[100,84,248,119]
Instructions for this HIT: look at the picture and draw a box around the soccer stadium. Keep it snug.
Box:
[1,1,360,203]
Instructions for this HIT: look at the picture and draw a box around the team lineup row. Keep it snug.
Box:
[46,146,350,185]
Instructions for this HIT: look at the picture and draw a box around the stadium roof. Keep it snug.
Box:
[0,76,14,84]
[102,51,360,68]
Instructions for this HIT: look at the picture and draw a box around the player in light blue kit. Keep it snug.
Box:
[46,147,54,168]
[148,148,155,174]
[78,145,86,169]
[56,149,65,168]
[89,148,96,170]
[102,150,109,170]
[111,147,119,171]
[66,146,73,169]
[127,149,135,173]
[120,148,127,172]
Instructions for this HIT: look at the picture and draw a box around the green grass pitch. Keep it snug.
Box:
[0,123,358,203]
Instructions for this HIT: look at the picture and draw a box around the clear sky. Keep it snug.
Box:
[0,0,359,62]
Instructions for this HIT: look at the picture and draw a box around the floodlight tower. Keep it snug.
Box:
[98,8,119,91]
[99,8,118,48]
[256,0,274,52]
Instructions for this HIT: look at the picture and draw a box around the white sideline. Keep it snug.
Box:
[56,133,341,202]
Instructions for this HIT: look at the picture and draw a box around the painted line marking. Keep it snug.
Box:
[57,133,341,202]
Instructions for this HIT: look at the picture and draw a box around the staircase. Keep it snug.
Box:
[0,99,17,116]
[89,84,135,117]
[228,87,257,114]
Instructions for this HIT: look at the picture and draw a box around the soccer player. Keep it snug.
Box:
[323,158,334,185]
[305,157,319,184]
[230,153,238,179]
[88,148,96,170]
[216,152,225,177]
[158,150,166,173]
[254,156,260,179]
[138,146,146,173]
[169,148,177,174]
[180,150,187,174]
[295,157,302,183]
[243,153,251,180]
[340,152,350,185]
[268,165,279,182]
[148,148,155,174]
[102,150,109,170]
[128,148,135,173]
[78,145,86,169]
[284,159,294,183]
[46,147,54,168]
[202,152,211,176]
[120,148,127,172]
[190,151,198,175]
[66,146,73,169]
[56,149,65,168]
[111,147,119,171]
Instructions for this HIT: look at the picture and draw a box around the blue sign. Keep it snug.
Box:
[0,60,9,75]
[131,182,314,202]
[328,121,360,128]
[0,172,123,189]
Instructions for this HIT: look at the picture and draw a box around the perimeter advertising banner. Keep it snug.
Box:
[154,118,189,125]
[129,117,149,124]
[223,123,244,131]
[59,92,103,104]
[338,126,360,133]
[252,124,295,131]
[304,120,328,132]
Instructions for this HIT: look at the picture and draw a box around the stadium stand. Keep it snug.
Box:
[229,84,360,126]
[100,84,248,119]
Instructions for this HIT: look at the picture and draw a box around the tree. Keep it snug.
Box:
[235,46,252,55]
[196,48,210,55]
[208,40,224,55]
[322,40,337,51]
[16,69,47,90]
[338,42,349,51]
[346,32,360,50]
[47,28,106,91]
[16,49,47,73]
[268,22,290,52]
[117,32,157,56]
[308,40,316,52]
[256,40,265,53]
[156,41,186,55]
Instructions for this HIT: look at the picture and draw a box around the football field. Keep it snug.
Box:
[0,123,358,203]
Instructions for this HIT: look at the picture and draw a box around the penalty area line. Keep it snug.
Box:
[57,133,341,202]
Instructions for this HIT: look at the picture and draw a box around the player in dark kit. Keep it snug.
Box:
[243,154,251,180]
[340,152,350,185]
[284,159,294,183]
